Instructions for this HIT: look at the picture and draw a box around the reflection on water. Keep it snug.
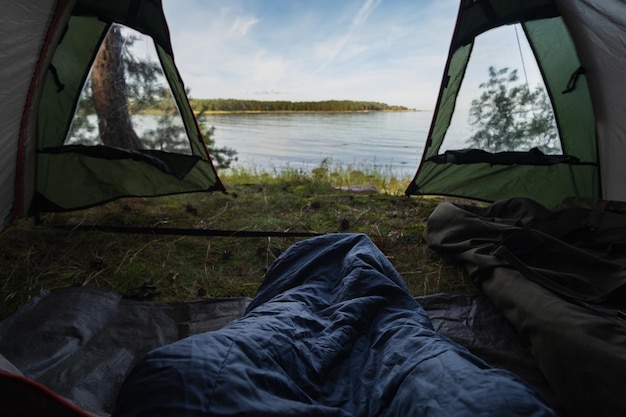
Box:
[201,111,431,178]
[73,112,432,178]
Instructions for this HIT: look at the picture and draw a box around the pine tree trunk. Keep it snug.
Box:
[91,26,143,150]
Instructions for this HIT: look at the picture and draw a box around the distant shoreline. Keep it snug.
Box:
[194,109,425,115]
[188,98,423,114]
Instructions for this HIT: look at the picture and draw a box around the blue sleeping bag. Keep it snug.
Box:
[113,233,555,417]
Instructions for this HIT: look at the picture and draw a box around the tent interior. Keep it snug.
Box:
[1,0,625,416]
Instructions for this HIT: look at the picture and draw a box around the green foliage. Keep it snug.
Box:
[66,27,238,168]
[140,89,238,168]
[188,99,412,113]
[199,124,238,169]
[66,107,96,145]
[467,66,560,154]
[114,28,166,112]
[194,97,238,169]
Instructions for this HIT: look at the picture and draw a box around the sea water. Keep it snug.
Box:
[202,111,432,179]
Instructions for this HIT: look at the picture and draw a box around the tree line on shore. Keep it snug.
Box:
[188,99,414,113]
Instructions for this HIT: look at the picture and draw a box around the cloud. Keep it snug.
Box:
[229,15,259,37]
[163,0,461,109]
[352,0,384,27]
[317,0,384,69]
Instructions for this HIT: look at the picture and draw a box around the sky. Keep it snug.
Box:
[161,0,461,110]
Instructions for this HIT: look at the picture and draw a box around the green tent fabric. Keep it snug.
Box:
[1,0,224,232]
[406,0,626,208]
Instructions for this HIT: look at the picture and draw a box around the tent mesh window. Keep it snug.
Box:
[441,24,562,156]
[66,24,191,156]
[32,9,223,215]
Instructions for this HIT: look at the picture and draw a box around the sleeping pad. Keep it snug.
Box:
[113,233,555,417]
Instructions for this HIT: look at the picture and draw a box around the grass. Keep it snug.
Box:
[0,163,475,320]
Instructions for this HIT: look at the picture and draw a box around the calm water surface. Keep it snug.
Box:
[202,111,432,179]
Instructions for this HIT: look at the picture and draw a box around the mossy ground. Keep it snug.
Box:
[0,167,475,320]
